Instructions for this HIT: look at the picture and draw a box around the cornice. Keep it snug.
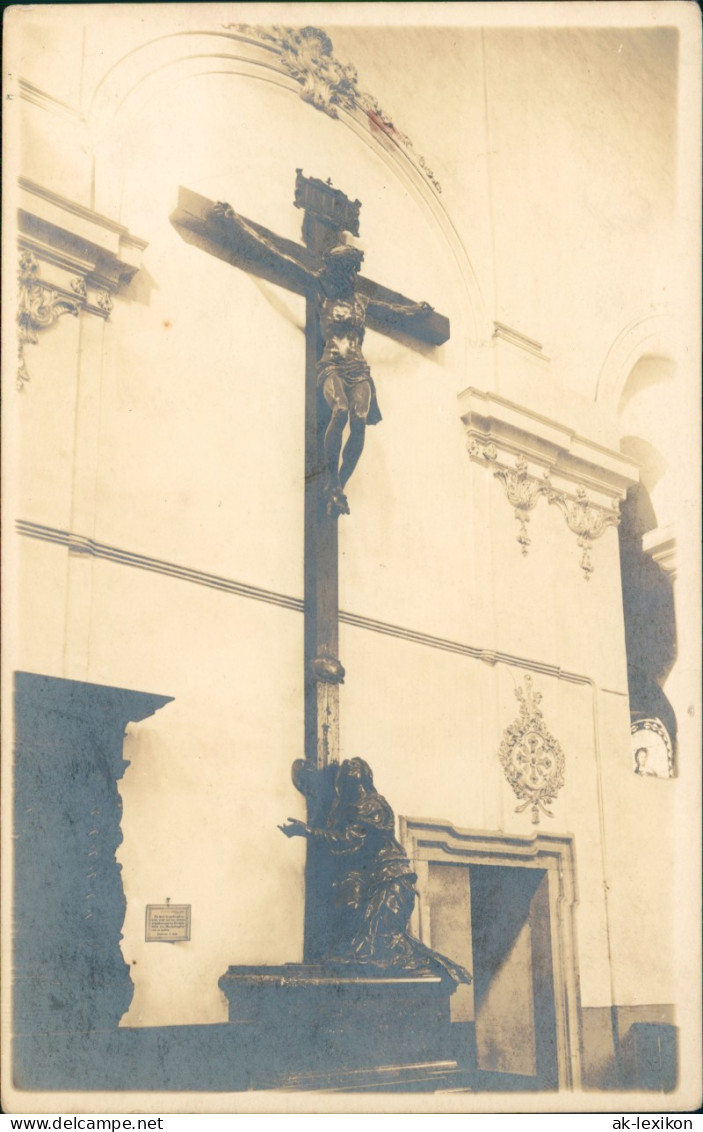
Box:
[493,321,549,363]
[400,818,576,874]
[14,178,146,389]
[19,178,147,245]
[642,525,677,581]
[460,387,638,577]
[459,387,638,501]
[18,178,148,290]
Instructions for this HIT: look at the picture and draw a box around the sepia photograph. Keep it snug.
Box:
[1,1,701,1116]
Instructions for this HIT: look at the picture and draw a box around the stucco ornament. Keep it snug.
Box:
[548,485,620,579]
[225,24,442,193]
[467,437,497,462]
[498,675,566,824]
[494,456,551,555]
[70,276,88,299]
[277,26,358,116]
[17,251,81,390]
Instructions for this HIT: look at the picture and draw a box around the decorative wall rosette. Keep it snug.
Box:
[498,675,565,824]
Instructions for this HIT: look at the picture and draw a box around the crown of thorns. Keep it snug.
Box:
[326,245,364,264]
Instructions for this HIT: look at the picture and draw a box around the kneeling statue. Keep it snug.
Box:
[280,757,471,985]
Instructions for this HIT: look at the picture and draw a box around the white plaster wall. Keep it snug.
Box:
[597,689,678,1009]
[14,311,82,530]
[482,25,678,389]
[13,539,71,678]
[94,571,308,1026]
[9,8,680,389]
[7,7,695,1032]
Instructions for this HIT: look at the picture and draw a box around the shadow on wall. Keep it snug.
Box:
[618,481,677,757]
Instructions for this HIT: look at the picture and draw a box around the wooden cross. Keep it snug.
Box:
[170,171,449,770]
[171,172,449,961]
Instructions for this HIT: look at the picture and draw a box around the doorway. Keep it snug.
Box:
[471,864,557,1088]
[401,819,581,1090]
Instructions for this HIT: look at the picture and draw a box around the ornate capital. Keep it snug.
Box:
[224,24,441,194]
[494,456,552,556]
[467,436,497,463]
[16,180,147,391]
[16,251,120,391]
[548,486,620,579]
[70,276,88,299]
[17,252,81,391]
[460,387,636,573]
[498,675,566,825]
[466,439,551,557]
[97,290,114,314]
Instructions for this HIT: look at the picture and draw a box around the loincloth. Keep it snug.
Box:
[316,359,382,425]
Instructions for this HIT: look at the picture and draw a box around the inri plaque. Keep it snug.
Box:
[145,903,191,942]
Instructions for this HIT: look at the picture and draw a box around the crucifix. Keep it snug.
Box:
[171,172,449,957]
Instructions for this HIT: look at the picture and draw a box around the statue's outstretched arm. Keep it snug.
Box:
[212,202,316,289]
[278,817,364,853]
[367,296,434,319]
[278,818,309,838]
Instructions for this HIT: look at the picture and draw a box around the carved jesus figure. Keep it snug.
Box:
[213,202,432,516]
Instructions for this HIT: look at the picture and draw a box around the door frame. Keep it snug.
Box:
[400,817,583,1090]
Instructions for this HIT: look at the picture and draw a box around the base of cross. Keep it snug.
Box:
[218,963,465,1091]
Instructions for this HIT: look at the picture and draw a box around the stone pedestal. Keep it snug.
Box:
[218,964,461,1091]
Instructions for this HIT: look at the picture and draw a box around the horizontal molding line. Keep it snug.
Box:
[16,520,303,614]
[16,518,592,686]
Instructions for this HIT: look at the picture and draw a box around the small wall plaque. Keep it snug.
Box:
[145,903,191,942]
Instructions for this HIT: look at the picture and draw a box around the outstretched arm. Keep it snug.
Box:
[212,202,316,290]
[367,296,434,320]
[361,286,448,345]
[279,818,365,854]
